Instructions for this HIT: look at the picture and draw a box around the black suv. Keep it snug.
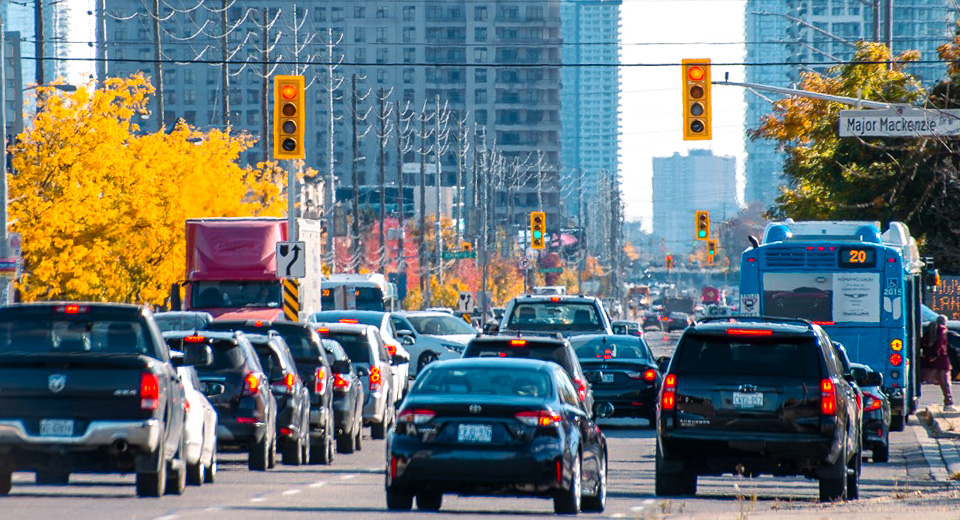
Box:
[499,295,613,337]
[656,317,862,502]
[164,331,278,471]
[204,320,336,464]
[247,333,313,466]
[461,336,594,416]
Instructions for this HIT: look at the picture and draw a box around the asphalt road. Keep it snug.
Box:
[3,330,957,519]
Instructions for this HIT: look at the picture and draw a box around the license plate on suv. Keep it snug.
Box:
[457,423,493,443]
[732,392,763,408]
[39,419,74,436]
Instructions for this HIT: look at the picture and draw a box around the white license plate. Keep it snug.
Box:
[601,373,615,383]
[39,419,74,436]
[732,392,763,408]
[457,423,493,443]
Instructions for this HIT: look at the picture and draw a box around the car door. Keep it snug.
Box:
[555,366,602,484]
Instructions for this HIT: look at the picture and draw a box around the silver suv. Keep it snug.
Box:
[499,295,613,337]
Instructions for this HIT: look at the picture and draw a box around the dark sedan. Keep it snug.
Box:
[570,334,661,425]
[851,362,891,463]
[386,358,609,514]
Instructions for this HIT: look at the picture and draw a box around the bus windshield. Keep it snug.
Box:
[762,272,880,323]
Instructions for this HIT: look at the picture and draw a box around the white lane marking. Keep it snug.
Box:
[642,498,655,505]
[630,506,645,512]
[204,508,222,513]
[368,467,380,472]
[156,515,179,520]
[282,489,302,496]
[250,497,266,503]
[340,474,355,480]
[309,481,327,488]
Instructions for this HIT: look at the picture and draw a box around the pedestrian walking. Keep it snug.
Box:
[922,315,955,411]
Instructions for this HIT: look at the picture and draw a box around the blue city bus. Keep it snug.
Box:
[739,221,924,430]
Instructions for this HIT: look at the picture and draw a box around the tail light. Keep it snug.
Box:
[386,343,397,356]
[140,372,160,411]
[315,366,327,395]
[572,376,587,402]
[889,353,902,366]
[398,408,435,424]
[643,369,657,382]
[333,373,349,390]
[369,365,382,391]
[284,372,296,390]
[184,397,191,414]
[865,394,883,411]
[243,372,261,396]
[660,374,676,410]
[515,410,563,427]
[510,339,527,346]
[821,378,837,415]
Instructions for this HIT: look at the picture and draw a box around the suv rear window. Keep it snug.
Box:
[506,302,601,331]
[466,341,573,372]
[0,318,151,356]
[322,332,370,363]
[673,335,821,378]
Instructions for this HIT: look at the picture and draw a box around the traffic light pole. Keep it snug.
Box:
[713,79,893,109]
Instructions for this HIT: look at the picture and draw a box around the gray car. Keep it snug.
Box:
[316,323,395,439]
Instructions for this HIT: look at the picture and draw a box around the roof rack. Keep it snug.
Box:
[697,316,814,328]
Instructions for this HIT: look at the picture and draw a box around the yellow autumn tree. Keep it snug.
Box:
[10,74,286,304]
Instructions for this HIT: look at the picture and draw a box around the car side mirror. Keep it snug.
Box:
[865,371,883,387]
[170,350,185,368]
[594,401,615,419]
[657,355,671,373]
[391,353,407,365]
[332,359,352,374]
[850,366,868,386]
[184,344,213,367]
[482,321,499,334]
[201,381,225,397]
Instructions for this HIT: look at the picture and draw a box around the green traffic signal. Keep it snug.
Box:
[533,230,543,239]
[698,230,707,238]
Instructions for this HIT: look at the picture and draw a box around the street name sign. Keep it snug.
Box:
[839,107,960,137]
[539,268,563,274]
[441,251,476,260]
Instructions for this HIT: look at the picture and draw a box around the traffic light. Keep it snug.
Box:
[273,75,305,160]
[706,239,718,256]
[530,211,546,249]
[706,254,715,267]
[665,255,673,269]
[682,59,711,141]
[695,210,710,240]
[462,241,472,252]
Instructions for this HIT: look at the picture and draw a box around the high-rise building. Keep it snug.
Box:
[100,0,563,230]
[560,0,621,219]
[652,150,737,250]
[743,0,955,208]
[3,31,24,145]
[2,0,77,90]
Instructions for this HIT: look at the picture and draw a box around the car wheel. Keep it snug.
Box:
[890,413,905,432]
[268,434,277,469]
[386,487,414,511]
[417,352,439,373]
[553,453,582,514]
[0,469,11,496]
[135,443,167,498]
[337,431,356,454]
[35,472,70,485]
[581,452,606,513]
[249,435,270,471]
[655,442,690,497]
[372,409,388,440]
[846,445,861,500]
[283,436,303,466]
[355,419,364,451]
[165,437,187,496]
[873,439,890,463]
[416,491,443,512]
[204,448,217,484]
[187,458,204,486]
[818,445,848,502]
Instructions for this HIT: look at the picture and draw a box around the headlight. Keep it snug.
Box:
[440,343,464,353]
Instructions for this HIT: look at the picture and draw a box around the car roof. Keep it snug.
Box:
[393,311,457,318]
[155,311,212,318]
[312,310,387,318]
[689,317,816,336]
[470,335,567,346]
[427,357,559,372]
[509,295,601,303]
[163,330,239,341]
[569,333,646,344]
[314,322,374,334]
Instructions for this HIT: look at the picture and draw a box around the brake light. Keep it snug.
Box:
[315,366,327,395]
[243,372,261,396]
[727,328,772,336]
[183,335,205,343]
[369,365,382,391]
[339,318,359,324]
[333,373,349,390]
[398,408,435,424]
[183,398,190,414]
[643,369,657,382]
[317,328,330,334]
[237,417,257,424]
[551,297,560,302]
[386,343,397,356]
[140,372,160,411]
[58,304,88,314]
[515,410,563,427]
[660,374,676,410]
[865,395,882,411]
[284,372,296,390]
[855,391,861,411]
[812,321,835,326]
[253,320,265,327]
[510,339,527,347]
[889,353,902,366]
[572,376,587,402]
[821,378,836,415]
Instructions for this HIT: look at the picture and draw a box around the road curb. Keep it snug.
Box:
[918,405,960,481]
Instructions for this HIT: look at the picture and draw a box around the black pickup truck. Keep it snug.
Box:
[0,303,188,497]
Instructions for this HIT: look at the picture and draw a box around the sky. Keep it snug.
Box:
[619,0,748,230]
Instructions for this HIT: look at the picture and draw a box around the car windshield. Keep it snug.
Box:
[0,318,152,356]
[572,337,652,363]
[320,332,371,364]
[674,335,820,378]
[154,313,210,333]
[192,281,281,309]
[405,315,476,335]
[506,301,601,331]
[412,366,553,398]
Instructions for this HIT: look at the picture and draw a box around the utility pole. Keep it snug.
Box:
[577,169,583,294]
[376,88,391,274]
[34,0,44,86]
[219,0,229,128]
[96,0,106,82]
[872,0,880,42]
[419,111,429,307]
[351,73,361,273]
[151,0,164,131]
[433,96,444,286]
[478,129,489,322]
[325,28,339,273]
[260,8,269,163]
[395,100,407,271]
[883,0,893,64]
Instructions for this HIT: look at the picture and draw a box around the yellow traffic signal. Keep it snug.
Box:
[682,59,711,141]
[706,254,715,267]
[707,239,718,256]
[665,254,673,269]
[274,75,305,160]
[695,210,710,240]
[530,211,546,249]
[462,241,472,252]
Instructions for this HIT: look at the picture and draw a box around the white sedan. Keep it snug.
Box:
[177,365,218,485]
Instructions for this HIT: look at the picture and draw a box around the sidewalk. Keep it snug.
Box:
[917,403,960,479]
